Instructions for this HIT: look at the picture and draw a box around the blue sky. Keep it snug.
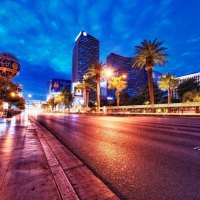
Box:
[0,0,199,100]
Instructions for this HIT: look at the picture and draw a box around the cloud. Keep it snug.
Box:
[0,0,200,100]
[186,37,200,44]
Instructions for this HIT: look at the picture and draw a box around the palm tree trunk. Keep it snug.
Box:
[96,82,100,112]
[86,90,89,112]
[168,87,171,104]
[168,87,171,113]
[116,92,120,108]
[64,103,67,113]
[146,67,154,109]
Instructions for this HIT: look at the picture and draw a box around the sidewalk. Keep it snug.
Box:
[0,115,61,200]
[0,114,119,200]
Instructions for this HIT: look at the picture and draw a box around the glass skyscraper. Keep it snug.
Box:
[107,53,148,98]
[72,31,99,83]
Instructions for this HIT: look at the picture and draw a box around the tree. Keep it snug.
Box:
[132,39,168,107]
[193,92,200,102]
[182,91,200,102]
[119,92,131,106]
[0,76,19,102]
[108,76,127,107]
[131,83,165,105]
[159,73,179,104]
[86,61,105,112]
[9,96,25,110]
[0,76,25,110]
[76,77,96,112]
[55,93,63,112]
[47,97,56,111]
[177,78,200,101]
[41,103,49,111]
[60,87,73,113]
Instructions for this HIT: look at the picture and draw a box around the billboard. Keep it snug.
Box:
[50,79,71,93]
[74,87,83,97]
[51,80,61,92]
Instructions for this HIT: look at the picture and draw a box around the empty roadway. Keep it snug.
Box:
[36,114,200,200]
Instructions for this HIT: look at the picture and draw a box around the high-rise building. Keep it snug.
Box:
[106,53,148,98]
[153,71,162,84]
[72,31,99,83]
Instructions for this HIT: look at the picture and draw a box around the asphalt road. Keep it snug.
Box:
[36,114,200,200]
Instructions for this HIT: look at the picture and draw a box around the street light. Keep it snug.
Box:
[121,74,127,79]
[10,92,16,97]
[104,67,114,79]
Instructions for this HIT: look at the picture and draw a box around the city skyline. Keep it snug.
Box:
[0,0,199,100]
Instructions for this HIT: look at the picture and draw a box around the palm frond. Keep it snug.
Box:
[133,38,168,69]
[85,61,105,83]
[159,73,179,90]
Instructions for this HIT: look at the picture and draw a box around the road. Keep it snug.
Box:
[36,114,200,200]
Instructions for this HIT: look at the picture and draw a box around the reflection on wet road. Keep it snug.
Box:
[0,112,29,151]
[0,112,29,187]
[38,114,200,199]
[0,112,61,200]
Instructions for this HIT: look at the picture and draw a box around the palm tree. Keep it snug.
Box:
[47,97,56,112]
[86,61,105,112]
[133,39,168,108]
[60,87,73,113]
[159,73,179,104]
[55,93,63,112]
[108,76,127,108]
[193,92,200,102]
[177,78,200,101]
[76,77,96,112]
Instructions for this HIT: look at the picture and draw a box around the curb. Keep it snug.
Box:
[68,112,200,117]
[31,117,119,200]
[32,119,79,200]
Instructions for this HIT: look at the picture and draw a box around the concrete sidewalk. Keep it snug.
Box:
[0,116,61,200]
[0,114,119,200]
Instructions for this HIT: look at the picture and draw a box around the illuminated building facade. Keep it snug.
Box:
[47,79,71,100]
[72,31,99,102]
[153,71,162,84]
[172,72,200,99]
[106,53,148,99]
[72,31,99,83]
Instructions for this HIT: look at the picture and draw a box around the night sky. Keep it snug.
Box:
[0,0,199,100]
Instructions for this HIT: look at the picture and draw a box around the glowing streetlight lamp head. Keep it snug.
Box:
[10,92,16,97]
[122,74,127,79]
[104,68,114,79]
